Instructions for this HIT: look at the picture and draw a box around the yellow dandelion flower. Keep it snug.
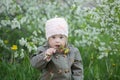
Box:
[11,45,18,51]
[64,48,70,54]
[58,45,70,55]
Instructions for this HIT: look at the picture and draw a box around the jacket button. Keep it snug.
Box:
[65,69,69,73]
[58,69,62,74]
[55,55,58,59]
[63,55,66,58]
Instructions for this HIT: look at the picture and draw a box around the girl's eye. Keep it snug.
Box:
[52,36,56,39]
[60,36,64,39]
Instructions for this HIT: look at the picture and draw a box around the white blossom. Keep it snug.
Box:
[27,45,32,53]
[32,31,38,36]
[98,52,108,59]
[1,20,11,26]
[20,49,24,58]
[20,17,27,24]
[11,18,21,29]
[14,51,18,58]
[19,38,27,46]
[100,42,105,46]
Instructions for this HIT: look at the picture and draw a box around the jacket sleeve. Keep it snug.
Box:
[71,48,84,80]
[30,46,49,70]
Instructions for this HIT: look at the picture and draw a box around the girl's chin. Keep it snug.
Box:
[50,46,58,49]
[54,47,59,49]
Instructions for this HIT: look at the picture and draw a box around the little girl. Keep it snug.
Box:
[30,17,83,80]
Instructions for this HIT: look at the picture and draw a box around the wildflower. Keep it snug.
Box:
[112,63,116,67]
[57,45,70,55]
[20,49,24,58]
[19,37,27,46]
[11,18,20,29]
[14,51,18,58]
[4,40,8,44]
[11,45,18,51]
[64,48,70,55]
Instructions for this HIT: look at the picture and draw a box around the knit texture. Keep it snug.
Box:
[45,18,68,39]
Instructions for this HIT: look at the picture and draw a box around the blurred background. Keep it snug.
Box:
[0,0,120,80]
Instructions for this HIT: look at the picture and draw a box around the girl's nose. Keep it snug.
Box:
[55,38,60,43]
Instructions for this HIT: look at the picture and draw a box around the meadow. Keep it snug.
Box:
[0,0,120,80]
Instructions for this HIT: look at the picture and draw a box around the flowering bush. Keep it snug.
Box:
[0,0,120,80]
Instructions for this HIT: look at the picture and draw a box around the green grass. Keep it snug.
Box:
[0,56,39,80]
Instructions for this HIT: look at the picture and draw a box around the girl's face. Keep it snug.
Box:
[48,34,67,49]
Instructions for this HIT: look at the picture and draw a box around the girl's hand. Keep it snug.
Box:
[44,48,56,61]
[45,48,56,56]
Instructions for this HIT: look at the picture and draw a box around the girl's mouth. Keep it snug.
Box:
[55,45,60,48]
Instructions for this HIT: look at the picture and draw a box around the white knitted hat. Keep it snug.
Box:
[45,17,68,39]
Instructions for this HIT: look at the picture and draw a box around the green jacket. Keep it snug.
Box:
[30,43,83,80]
